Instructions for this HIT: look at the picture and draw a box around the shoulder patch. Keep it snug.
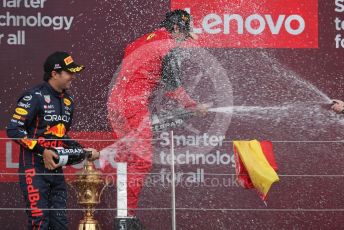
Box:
[15,107,28,116]
[22,95,33,101]
[146,33,156,41]
[63,98,72,106]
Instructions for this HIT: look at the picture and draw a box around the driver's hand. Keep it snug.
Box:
[193,104,209,116]
[84,148,100,161]
[43,149,59,170]
[331,99,344,114]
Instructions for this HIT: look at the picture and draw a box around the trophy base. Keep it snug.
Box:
[79,218,101,230]
[114,217,145,230]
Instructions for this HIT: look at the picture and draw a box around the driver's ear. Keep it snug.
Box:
[51,71,59,79]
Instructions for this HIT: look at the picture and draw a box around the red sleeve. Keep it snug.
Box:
[165,86,197,108]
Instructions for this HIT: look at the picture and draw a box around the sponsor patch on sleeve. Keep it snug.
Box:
[21,138,37,150]
[15,107,28,116]
[13,114,23,120]
[63,98,71,106]
[23,95,32,101]
[146,33,156,41]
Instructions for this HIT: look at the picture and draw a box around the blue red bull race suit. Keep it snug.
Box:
[6,81,80,229]
[107,28,198,216]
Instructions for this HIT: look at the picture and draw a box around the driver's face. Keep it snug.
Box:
[172,25,190,41]
[54,70,76,90]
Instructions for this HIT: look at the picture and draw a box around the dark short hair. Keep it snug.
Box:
[43,69,62,82]
[161,9,191,33]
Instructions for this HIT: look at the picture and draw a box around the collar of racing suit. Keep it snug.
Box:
[44,82,65,98]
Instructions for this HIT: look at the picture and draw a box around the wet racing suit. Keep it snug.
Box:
[6,81,80,229]
[107,28,198,215]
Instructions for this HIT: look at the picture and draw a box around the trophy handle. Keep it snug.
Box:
[98,182,108,203]
[96,174,112,203]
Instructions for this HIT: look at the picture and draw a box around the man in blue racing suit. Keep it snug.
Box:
[6,51,99,229]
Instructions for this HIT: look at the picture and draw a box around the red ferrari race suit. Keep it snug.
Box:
[107,27,198,215]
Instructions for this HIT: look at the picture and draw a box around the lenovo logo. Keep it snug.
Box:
[190,12,305,36]
[171,0,318,48]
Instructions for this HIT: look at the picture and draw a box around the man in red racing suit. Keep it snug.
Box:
[107,10,206,217]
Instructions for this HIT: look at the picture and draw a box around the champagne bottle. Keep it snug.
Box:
[52,147,91,166]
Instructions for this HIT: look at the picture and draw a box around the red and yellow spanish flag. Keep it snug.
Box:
[233,140,279,200]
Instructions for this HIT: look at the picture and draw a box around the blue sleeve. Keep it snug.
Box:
[6,93,45,154]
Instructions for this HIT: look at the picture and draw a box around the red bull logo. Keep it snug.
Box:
[38,137,64,148]
[25,168,43,217]
[21,138,37,150]
[44,123,66,137]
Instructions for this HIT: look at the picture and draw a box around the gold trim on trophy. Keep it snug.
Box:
[72,160,106,230]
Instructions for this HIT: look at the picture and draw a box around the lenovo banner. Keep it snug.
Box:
[171,0,318,48]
